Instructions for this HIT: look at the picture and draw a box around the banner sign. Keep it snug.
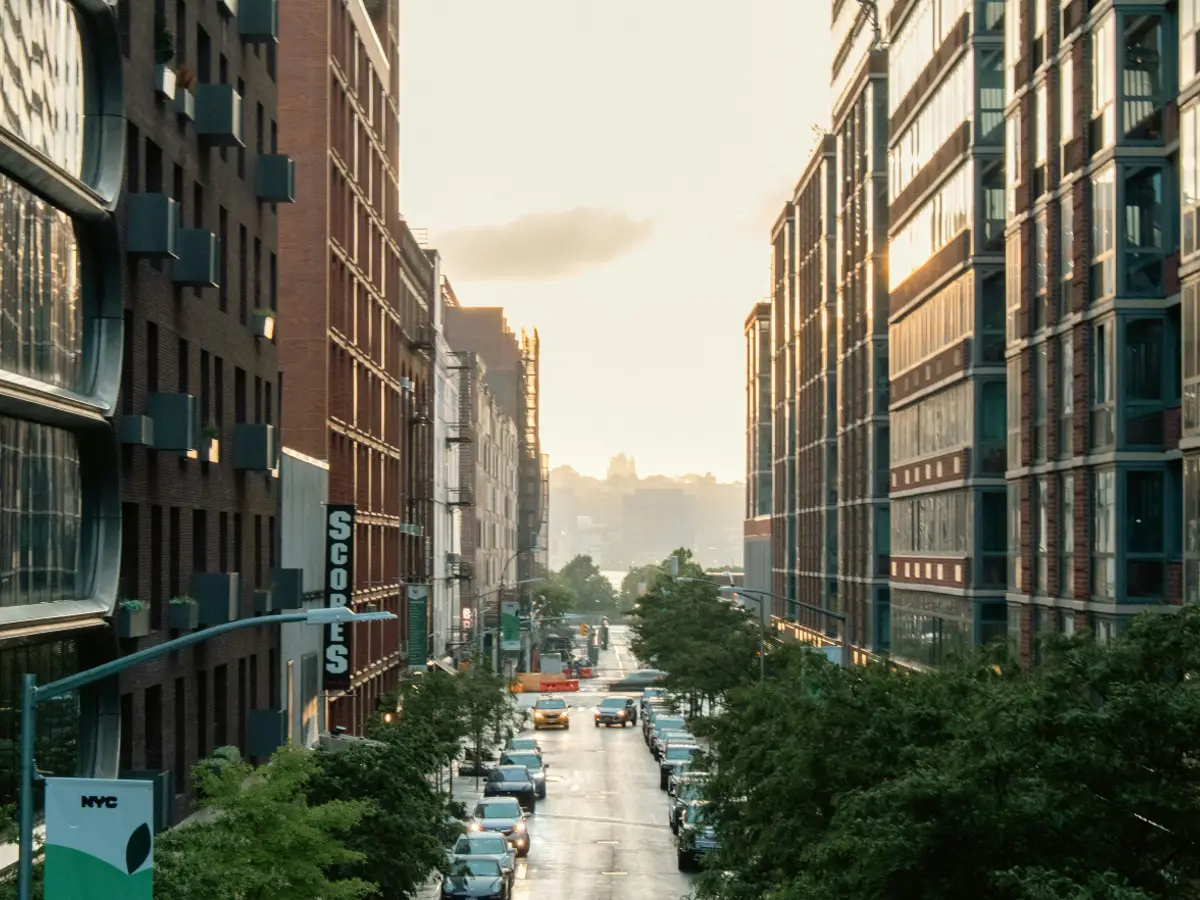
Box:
[323,504,356,689]
[500,600,521,651]
[408,583,428,671]
[44,777,154,900]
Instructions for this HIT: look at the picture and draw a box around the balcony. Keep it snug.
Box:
[119,414,155,448]
[234,423,277,472]
[172,229,220,287]
[239,0,279,43]
[125,193,179,258]
[271,568,305,610]
[191,572,242,625]
[195,83,244,147]
[146,393,197,454]
[256,154,295,203]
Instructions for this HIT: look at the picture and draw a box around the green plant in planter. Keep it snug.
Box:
[154,23,175,65]
[201,423,220,440]
[170,595,196,605]
[120,598,146,612]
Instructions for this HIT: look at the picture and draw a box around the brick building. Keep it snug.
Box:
[113,0,289,821]
[0,0,128,810]
[277,0,435,733]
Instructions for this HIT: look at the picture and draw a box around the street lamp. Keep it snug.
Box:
[16,606,396,900]
[720,586,850,670]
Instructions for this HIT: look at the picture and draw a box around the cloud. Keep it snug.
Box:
[434,208,654,281]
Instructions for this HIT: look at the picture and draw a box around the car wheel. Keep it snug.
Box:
[516,845,529,858]
[677,850,693,871]
[660,773,669,790]
[594,720,600,728]
[564,723,570,730]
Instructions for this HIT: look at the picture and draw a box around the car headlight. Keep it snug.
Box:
[617,711,625,717]
[513,820,526,833]
[468,822,482,831]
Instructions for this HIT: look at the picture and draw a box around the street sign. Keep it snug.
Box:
[44,777,154,900]
[408,584,428,671]
[500,601,521,651]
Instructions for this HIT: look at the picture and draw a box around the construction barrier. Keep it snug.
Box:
[507,681,524,694]
[538,678,580,693]
[577,667,594,679]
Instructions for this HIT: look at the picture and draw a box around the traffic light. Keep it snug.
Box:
[580,623,589,636]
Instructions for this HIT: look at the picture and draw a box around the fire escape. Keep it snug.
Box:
[518,330,542,585]
[447,351,477,590]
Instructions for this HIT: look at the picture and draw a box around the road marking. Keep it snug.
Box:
[602,871,628,876]
[596,840,620,845]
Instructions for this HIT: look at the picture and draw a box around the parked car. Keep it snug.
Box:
[532,695,570,730]
[451,833,516,888]
[640,687,667,716]
[483,765,538,810]
[669,776,708,833]
[660,741,700,790]
[677,801,718,871]
[504,736,543,760]
[649,717,687,758]
[594,695,638,727]
[440,855,510,900]
[500,751,548,799]
[606,668,666,691]
[642,703,675,742]
[468,798,530,857]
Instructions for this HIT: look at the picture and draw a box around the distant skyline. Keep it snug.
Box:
[400,2,830,483]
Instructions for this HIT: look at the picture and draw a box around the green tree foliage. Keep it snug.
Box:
[629,570,760,706]
[532,574,577,620]
[697,607,1200,900]
[154,745,373,900]
[556,555,617,611]
[620,564,662,607]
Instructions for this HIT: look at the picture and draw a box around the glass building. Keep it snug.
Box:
[0,0,127,807]
[744,301,773,598]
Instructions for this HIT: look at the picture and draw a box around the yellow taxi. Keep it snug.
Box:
[532,695,569,730]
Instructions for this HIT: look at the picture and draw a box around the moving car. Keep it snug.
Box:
[483,765,538,811]
[606,668,667,691]
[504,736,543,759]
[440,855,510,900]
[669,777,707,833]
[676,801,718,871]
[500,751,549,799]
[532,695,570,730]
[659,741,700,790]
[594,695,638,727]
[451,833,516,888]
[468,798,531,857]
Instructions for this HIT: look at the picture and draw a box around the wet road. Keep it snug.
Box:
[434,626,696,900]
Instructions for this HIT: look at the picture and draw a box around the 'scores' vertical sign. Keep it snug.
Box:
[324,504,356,689]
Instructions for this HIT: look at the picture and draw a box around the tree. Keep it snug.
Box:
[306,738,461,899]
[154,745,374,900]
[619,564,661,607]
[532,574,577,620]
[696,608,1200,900]
[556,555,618,611]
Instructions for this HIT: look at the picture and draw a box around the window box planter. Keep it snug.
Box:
[249,708,287,757]
[175,87,196,122]
[172,229,220,287]
[169,598,199,631]
[146,393,197,454]
[255,155,295,203]
[125,193,180,259]
[192,572,242,625]
[253,589,274,614]
[196,83,244,147]
[155,64,177,100]
[250,308,276,340]
[119,414,156,447]
[240,0,279,43]
[271,568,305,609]
[234,423,276,472]
[116,602,151,638]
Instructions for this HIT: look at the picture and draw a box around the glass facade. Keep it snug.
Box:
[891,489,972,554]
[890,162,972,290]
[890,380,973,464]
[0,174,83,390]
[0,639,81,807]
[0,416,82,608]
[890,589,972,667]
[888,0,972,118]
[1183,103,1200,258]
[0,0,86,177]
[890,57,973,201]
[888,271,974,377]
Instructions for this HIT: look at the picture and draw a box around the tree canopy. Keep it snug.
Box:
[531,574,577,620]
[694,607,1200,900]
[555,555,618,612]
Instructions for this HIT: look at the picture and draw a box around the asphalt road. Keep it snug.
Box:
[431,626,696,900]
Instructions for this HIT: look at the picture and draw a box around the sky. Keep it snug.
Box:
[399,2,830,483]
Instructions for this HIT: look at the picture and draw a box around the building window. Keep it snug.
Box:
[1005,0,1021,97]
[1034,342,1048,460]
[1184,105,1200,258]
[1185,457,1200,602]
[1033,208,1048,298]
[1092,469,1116,598]
[1006,232,1022,345]
[1185,283,1200,435]
[1092,15,1116,149]
[0,418,82,608]
[980,490,1006,587]
[1122,14,1165,142]
[978,49,1005,144]
[1126,469,1165,599]
[1092,320,1115,449]
[887,272,974,378]
[889,381,974,465]
[890,56,972,201]
[1034,477,1049,594]
[1060,192,1075,284]
[0,176,83,391]
[1007,355,1022,464]
[1060,473,1075,597]
[1034,82,1049,173]
[1007,481,1021,591]
[1123,164,1167,295]
[1090,165,1116,301]
[1005,116,1021,218]
[1060,55,1074,146]
[1125,318,1164,449]
[980,380,1007,472]
[1059,334,1074,457]
[981,160,1006,252]
[1184,0,1200,86]
[889,163,972,290]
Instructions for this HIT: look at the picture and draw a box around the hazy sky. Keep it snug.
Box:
[399,2,830,483]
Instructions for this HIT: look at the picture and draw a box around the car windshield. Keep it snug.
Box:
[537,698,566,709]
[449,859,502,878]
[599,697,626,709]
[502,753,540,769]
[643,688,666,699]
[656,718,685,732]
[455,835,508,856]
[686,804,710,826]
[666,745,698,761]
[508,739,537,750]
[477,799,521,818]
[679,784,704,802]
[493,766,528,781]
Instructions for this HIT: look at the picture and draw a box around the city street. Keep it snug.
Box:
[427,626,696,899]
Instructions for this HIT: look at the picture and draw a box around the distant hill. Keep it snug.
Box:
[549,456,744,572]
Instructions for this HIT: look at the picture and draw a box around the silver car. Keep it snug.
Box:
[452,833,516,888]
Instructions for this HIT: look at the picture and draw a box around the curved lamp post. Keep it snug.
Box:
[16,606,396,900]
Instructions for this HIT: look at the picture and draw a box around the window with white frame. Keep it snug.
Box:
[1183,103,1200,258]
[1183,0,1200,86]
[1090,164,1116,300]
[1060,55,1074,145]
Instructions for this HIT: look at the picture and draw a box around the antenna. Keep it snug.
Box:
[855,0,888,49]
